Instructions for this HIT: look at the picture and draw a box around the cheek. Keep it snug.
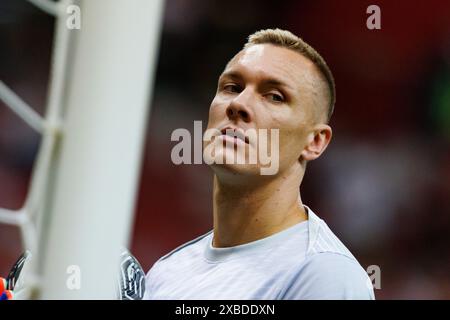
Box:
[277,119,310,159]
[274,128,305,167]
[258,115,298,161]
[206,96,227,129]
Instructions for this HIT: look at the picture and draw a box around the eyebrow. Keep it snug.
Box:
[219,70,295,91]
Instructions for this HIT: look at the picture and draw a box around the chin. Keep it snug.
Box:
[204,144,275,178]
[210,162,262,176]
[208,160,267,184]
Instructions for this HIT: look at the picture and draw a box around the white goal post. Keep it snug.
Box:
[0,0,164,299]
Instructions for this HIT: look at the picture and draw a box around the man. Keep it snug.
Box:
[143,29,375,300]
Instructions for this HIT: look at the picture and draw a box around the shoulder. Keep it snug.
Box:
[284,207,375,300]
[143,231,212,296]
[306,207,356,259]
[157,230,212,263]
[279,251,375,300]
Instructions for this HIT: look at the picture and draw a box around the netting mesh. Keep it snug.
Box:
[0,0,73,297]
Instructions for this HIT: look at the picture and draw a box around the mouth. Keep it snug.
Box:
[220,127,249,144]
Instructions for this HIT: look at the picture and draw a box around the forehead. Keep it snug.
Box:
[224,44,318,87]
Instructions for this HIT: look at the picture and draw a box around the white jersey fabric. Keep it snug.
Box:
[143,206,375,300]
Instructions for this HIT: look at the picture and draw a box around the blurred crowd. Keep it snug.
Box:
[1,0,449,299]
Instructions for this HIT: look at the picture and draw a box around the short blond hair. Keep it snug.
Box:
[245,28,336,122]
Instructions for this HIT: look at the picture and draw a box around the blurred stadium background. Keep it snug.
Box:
[0,0,449,299]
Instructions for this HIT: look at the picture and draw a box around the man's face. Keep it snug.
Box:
[204,44,328,177]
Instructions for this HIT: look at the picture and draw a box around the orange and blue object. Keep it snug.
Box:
[0,277,13,300]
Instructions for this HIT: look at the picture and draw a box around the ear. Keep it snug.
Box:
[300,124,332,162]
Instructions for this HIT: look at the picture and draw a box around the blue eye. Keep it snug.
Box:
[224,84,241,93]
[268,93,284,102]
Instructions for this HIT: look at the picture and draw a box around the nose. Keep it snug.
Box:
[225,89,253,123]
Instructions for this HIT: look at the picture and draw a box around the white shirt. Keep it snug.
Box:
[143,206,375,300]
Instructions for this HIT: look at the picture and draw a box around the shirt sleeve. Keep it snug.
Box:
[142,262,160,300]
[279,252,375,300]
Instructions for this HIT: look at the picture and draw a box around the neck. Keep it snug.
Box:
[212,166,307,247]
